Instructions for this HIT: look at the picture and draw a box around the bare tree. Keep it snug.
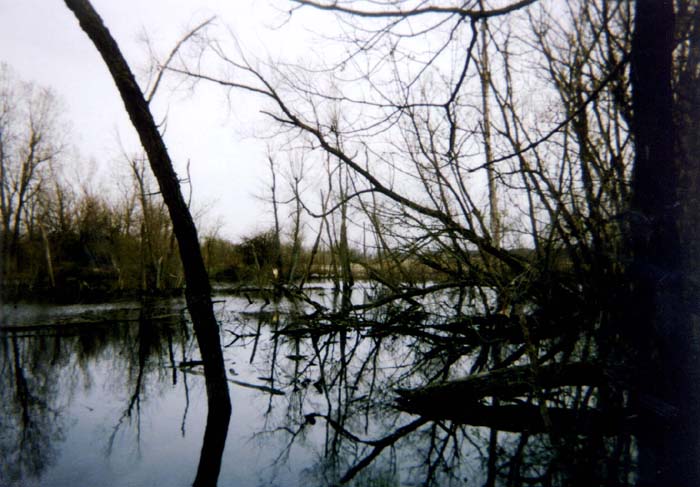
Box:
[0,65,64,275]
[62,2,231,486]
[56,0,693,483]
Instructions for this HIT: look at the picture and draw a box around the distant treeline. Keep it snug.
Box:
[1,182,179,302]
[1,208,447,303]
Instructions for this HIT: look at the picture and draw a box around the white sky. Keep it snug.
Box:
[0,0,325,241]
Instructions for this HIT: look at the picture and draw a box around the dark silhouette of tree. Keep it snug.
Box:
[62,1,231,485]
[167,0,699,484]
[626,0,699,484]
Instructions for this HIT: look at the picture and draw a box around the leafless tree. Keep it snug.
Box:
[0,65,65,276]
[166,0,700,483]
[62,2,231,486]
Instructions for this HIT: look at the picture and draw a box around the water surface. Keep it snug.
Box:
[2,287,467,486]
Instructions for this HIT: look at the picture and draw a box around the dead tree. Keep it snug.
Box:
[62,1,230,485]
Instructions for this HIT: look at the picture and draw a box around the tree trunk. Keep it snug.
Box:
[268,155,284,286]
[479,19,500,247]
[62,1,231,485]
[38,222,55,288]
[628,1,699,485]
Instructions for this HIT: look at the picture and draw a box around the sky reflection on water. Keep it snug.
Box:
[2,285,514,487]
[1,296,325,487]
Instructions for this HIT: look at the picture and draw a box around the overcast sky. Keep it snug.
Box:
[0,0,324,240]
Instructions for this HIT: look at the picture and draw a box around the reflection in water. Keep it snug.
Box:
[0,300,218,487]
[192,401,230,487]
[232,283,636,486]
[0,285,636,486]
[1,334,64,484]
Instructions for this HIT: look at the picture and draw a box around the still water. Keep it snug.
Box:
[1,284,481,487]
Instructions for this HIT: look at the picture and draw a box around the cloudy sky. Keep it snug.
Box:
[0,0,325,240]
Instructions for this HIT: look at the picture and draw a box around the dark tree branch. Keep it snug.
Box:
[399,403,633,435]
[291,0,538,20]
[146,17,215,103]
[62,2,231,486]
[395,362,605,409]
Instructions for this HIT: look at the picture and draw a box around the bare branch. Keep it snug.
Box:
[146,16,215,103]
[291,0,538,20]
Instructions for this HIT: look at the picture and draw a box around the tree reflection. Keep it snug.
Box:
[106,299,175,455]
[228,284,635,486]
[0,334,65,483]
[0,300,231,487]
[0,287,637,486]
[192,390,231,487]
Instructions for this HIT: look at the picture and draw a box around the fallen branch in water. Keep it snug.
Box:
[394,362,633,434]
[228,379,285,396]
[396,402,633,435]
[395,362,605,406]
[178,367,286,395]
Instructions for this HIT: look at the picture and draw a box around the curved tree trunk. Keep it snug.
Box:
[63,1,231,485]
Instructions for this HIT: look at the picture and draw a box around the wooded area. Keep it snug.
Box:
[1,0,698,485]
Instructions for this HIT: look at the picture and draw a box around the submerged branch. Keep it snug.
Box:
[396,362,605,409]
[401,403,633,435]
[300,414,429,483]
[395,362,633,434]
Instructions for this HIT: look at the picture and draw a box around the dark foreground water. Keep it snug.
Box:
[1,285,482,487]
[1,297,312,486]
[2,283,631,486]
